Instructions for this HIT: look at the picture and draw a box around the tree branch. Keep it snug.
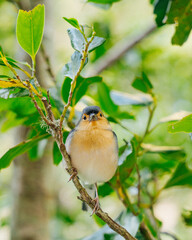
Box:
[88,24,156,76]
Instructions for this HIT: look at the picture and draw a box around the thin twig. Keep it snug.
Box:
[26,80,55,128]
[140,222,155,240]
[135,163,141,207]
[59,30,96,144]
[160,232,179,240]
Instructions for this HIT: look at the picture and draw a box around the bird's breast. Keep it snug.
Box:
[67,129,118,184]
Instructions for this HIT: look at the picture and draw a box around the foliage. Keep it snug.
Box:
[16,4,45,61]
[0,2,192,240]
[153,0,192,45]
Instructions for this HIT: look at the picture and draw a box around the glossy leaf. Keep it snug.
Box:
[153,0,170,26]
[98,182,114,198]
[182,209,192,226]
[0,88,29,99]
[61,75,102,105]
[1,112,27,132]
[87,0,120,3]
[62,51,86,79]
[168,114,192,133]
[0,79,39,96]
[53,141,62,165]
[165,163,192,188]
[132,72,153,93]
[119,139,137,182]
[67,28,105,53]
[82,210,140,240]
[28,128,48,161]
[0,97,36,116]
[160,111,191,123]
[141,143,183,154]
[110,90,153,106]
[88,36,106,52]
[0,57,22,70]
[0,133,50,169]
[141,143,186,161]
[63,17,80,29]
[67,28,86,53]
[167,0,192,45]
[16,4,45,59]
[97,82,118,115]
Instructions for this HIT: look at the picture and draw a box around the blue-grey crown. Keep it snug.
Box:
[82,106,101,115]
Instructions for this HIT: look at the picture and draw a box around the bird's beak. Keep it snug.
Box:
[89,113,98,122]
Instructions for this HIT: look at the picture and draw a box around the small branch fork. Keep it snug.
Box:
[1,33,136,240]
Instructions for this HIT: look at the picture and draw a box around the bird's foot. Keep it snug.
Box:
[68,167,78,182]
[91,196,100,216]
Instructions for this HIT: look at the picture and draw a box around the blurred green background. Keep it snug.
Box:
[0,0,192,239]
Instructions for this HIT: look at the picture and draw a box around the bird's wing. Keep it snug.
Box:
[112,131,119,153]
[65,129,76,152]
[62,129,76,167]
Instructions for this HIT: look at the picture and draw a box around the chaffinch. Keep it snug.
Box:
[65,106,118,214]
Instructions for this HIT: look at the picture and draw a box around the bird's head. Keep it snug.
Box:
[76,106,111,131]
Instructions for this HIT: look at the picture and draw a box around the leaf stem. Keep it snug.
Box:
[59,29,96,144]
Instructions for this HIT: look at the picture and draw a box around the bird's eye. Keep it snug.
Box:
[100,113,102,117]
[83,115,86,120]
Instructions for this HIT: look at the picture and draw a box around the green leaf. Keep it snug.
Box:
[53,141,62,165]
[89,3,112,9]
[1,112,27,132]
[97,82,118,115]
[168,114,192,133]
[67,28,86,53]
[63,17,80,29]
[141,143,183,154]
[61,75,102,105]
[28,128,48,161]
[0,97,36,116]
[67,28,105,53]
[0,88,29,99]
[132,72,153,94]
[142,209,161,238]
[16,4,45,59]
[87,0,120,3]
[166,0,192,45]
[82,211,140,240]
[119,139,137,182]
[98,182,114,198]
[0,57,22,70]
[153,0,170,26]
[165,163,192,188]
[115,111,134,120]
[0,133,50,169]
[110,90,153,106]
[88,36,106,52]
[62,51,86,79]
[141,143,186,161]
[160,111,191,123]
[0,75,12,78]
[182,209,192,226]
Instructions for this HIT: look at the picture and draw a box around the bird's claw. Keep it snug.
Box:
[68,167,78,182]
[91,196,100,216]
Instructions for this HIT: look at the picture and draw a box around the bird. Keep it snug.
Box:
[65,106,118,214]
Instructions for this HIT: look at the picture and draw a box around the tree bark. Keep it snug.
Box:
[11,128,49,240]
